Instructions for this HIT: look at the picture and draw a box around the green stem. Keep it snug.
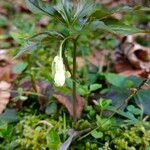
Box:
[28,55,37,92]
[62,41,73,76]
[72,39,77,121]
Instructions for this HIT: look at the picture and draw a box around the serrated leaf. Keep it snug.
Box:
[113,5,150,14]
[91,20,115,34]
[56,0,72,24]
[91,20,144,35]
[26,0,67,25]
[14,42,38,59]
[26,0,55,15]
[29,31,64,41]
[90,9,110,20]
[109,24,142,35]
[74,0,94,21]
[25,0,43,14]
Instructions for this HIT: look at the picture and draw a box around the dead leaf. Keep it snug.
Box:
[0,53,19,113]
[0,55,17,82]
[15,80,52,110]
[53,93,84,119]
[0,81,11,114]
[112,35,150,78]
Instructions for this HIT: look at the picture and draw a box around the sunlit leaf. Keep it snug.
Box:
[46,129,61,150]
[90,84,102,92]
[91,130,103,139]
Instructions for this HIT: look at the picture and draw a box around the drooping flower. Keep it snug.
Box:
[52,55,66,86]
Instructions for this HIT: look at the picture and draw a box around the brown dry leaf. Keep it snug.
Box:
[17,80,52,110]
[122,36,150,72]
[112,35,150,78]
[0,81,11,114]
[53,93,84,119]
[0,55,17,82]
[0,54,18,113]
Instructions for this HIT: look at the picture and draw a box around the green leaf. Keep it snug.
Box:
[109,24,142,35]
[74,0,94,21]
[0,109,19,123]
[25,0,43,14]
[127,105,141,115]
[91,20,144,36]
[66,78,73,88]
[105,73,142,88]
[10,32,29,44]
[89,5,149,21]
[0,15,8,27]
[91,20,115,34]
[91,130,103,139]
[90,9,110,20]
[56,0,72,24]
[135,90,150,115]
[105,73,126,87]
[106,87,129,108]
[12,62,28,74]
[90,84,102,92]
[99,99,111,110]
[26,0,56,16]
[46,129,61,150]
[26,0,68,25]
[14,42,38,59]
[107,106,138,122]
[29,31,64,40]
[112,5,150,14]
[77,85,89,96]
[45,103,57,115]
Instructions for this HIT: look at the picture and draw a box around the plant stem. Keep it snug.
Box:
[72,38,77,121]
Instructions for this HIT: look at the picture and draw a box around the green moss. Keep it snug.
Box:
[106,123,150,150]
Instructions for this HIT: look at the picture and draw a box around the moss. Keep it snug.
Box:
[106,123,150,150]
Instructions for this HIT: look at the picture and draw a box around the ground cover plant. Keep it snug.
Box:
[0,0,150,149]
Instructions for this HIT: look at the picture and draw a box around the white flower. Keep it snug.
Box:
[52,56,66,86]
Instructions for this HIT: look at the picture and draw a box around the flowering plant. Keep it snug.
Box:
[16,0,147,121]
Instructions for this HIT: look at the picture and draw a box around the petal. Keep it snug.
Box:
[54,73,65,86]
